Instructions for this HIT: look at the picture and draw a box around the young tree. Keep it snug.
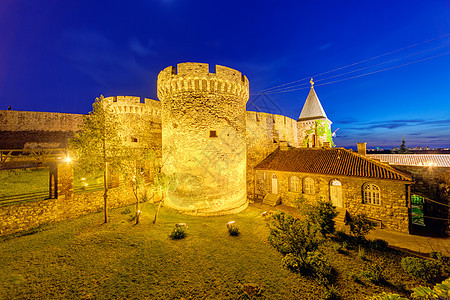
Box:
[70,95,126,223]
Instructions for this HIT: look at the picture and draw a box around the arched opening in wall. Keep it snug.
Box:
[330,179,343,208]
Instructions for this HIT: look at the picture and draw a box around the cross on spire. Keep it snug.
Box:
[310,77,314,88]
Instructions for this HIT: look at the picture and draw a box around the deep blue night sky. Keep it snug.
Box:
[1,0,449,149]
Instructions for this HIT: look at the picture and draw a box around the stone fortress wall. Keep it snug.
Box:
[0,110,84,149]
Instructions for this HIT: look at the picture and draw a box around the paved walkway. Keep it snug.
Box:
[250,202,450,257]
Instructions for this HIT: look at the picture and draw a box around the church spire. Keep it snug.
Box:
[297,81,327,121]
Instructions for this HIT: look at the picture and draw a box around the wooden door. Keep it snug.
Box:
[271,174,278,194]
[330,180,343,208]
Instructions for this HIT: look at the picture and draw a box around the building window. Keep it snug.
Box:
[303,177,315,195]
[289,176,300,192]
[210,130,218,138]
[363,183,381,205]
[131,137,138,143]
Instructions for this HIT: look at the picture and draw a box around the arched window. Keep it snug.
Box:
[289,176,300,192]
[303,177,315,195]
[363,183,381,205]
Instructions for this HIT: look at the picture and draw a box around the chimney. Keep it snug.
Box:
[357,142,367,156]
[280,141,289,151]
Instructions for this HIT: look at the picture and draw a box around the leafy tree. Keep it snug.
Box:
[70,95,126,223]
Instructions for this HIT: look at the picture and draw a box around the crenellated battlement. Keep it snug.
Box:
[103,96,161,117]
[157,62,249,102]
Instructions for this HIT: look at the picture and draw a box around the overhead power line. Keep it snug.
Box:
[262,45,448,94]
[256,49,450,95]
[253,33,450,95]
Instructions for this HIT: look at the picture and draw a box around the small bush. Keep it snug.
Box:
[323,285,340,300]
[348,213,376,238]
[362,263,386,284]
[357,246,366,261]
[169,226,186,240]
[296,197,338,236]
[281,253,304,273]
[122,207,131,215]
[333,230,349,243]
[430,251,450,276]
[228,224,240,236]
[370,239,389,251]
[267,212,322,259]
[306,251,335,285]
[401,257,441,282]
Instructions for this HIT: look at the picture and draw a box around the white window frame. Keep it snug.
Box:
[363,183,381,205]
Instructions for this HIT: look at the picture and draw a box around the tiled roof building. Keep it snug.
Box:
[254,146,413,233]
[256,147,413,182]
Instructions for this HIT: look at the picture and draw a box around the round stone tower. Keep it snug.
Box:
[157,62,249,215]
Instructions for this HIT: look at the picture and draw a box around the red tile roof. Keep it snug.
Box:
[255,147,413,182]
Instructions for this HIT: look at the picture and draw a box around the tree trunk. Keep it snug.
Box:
[103,161,109,223]
[134,187,140,225]
[153,192,164,224]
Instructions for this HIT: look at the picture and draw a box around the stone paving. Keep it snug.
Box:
[250,202,450,256]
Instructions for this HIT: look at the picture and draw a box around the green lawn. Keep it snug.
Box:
[0,204,426,299]
[0,168,48,197]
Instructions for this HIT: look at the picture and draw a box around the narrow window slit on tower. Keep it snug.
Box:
[210,130,218,138]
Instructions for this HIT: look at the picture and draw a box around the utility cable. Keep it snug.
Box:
[254,33,450,94]
[258,50,450,94]
[262,45,449,94]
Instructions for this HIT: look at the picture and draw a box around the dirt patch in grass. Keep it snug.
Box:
[0,204,428,299]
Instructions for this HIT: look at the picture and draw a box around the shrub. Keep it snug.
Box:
[401,257,441,282]
[362,263,386,284]
[411,277,450,298]
[370,239,389,251]
[282,253,304,273]
[333,230,349,243]
[267,212,322,259]
[430,251,450,276]
[296,197,338,236]
[357,246,366,261]
[282,251,334,285]
[323,285,340,300]
[122,207,131,214]
[306,251,335,285]
[228,224,240,236]
[169,226,186,240]
[347,213,376,238]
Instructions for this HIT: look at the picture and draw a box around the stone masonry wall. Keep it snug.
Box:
[246,111,299,199]
[157,63,249,215]
[0,186,137,236]
[255,169,410,233]
[0,110,84,132]
[0,110,85,149]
